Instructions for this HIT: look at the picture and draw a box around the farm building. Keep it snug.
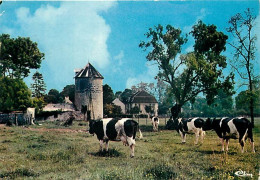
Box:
[112,98,126,114]
[126,90,158,116]
[74,63,103,120]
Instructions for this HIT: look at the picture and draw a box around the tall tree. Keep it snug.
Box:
[31,71,46,98]
[140,21,234,118]
[103,84,115,105]
[0,34,44,79]
[227,8,258,126]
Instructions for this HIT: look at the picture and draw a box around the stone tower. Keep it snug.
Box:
[74,63,103,120]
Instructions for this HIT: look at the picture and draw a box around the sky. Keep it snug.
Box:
[0,1,259,94]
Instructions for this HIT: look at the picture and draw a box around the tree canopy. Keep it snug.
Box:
[140,21,234,118]
[0,34,44,79]
[0,77,32,112]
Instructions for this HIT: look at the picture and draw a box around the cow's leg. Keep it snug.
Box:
[130,144,135,158]
[200,130,205,143]
[99,140,104,152]
[249,140,255,153]
[221,138,225,152]
[105,140,109,152]
[156,123,159,131]
[225,139,229,151]
[180,132,186,143]
[239,137,245,153]
[195,131,200,145]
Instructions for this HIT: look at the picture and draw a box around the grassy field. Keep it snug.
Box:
[0,118,259,180]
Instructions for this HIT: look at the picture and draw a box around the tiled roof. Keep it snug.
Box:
[75,63,103,79]
[129,90,158,103]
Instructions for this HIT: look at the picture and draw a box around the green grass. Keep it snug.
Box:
[0,118,259,179]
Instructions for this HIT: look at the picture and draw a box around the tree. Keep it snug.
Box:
[45,89,63,104]
[120,89,134,105]
[103,84,115,105]
[31,71,46,98]
[140,21,234,119]
[227,8,258,126]
[0,77,32,112]
[130,106,140,116]
[61,84,75,104]
[0,34,44,79]
[235,80,260,116]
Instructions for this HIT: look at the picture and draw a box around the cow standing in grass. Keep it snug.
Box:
[203,117,255,153]
[166,117,205,144]
[151,116,159,131]
[88,118,143,157]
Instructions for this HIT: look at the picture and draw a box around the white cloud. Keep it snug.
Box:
[126,62,158,89]
[14,2,116,90]
[114,50,124,66]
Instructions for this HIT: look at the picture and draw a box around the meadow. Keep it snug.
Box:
[0,118,259,180]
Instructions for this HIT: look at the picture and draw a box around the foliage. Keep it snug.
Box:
[140,21,234,118]
[104,104,122,117]
[32,97,45,115]
[103,84,115,105]
[130,106,140,115]
[0,34,44,79]
[145,105,154,116]
[44,89,63,104]
[227,8,258,126]
[60,84,75,104]
[120,89,134,104]
[31,71,46,98]
[0,77,32,112]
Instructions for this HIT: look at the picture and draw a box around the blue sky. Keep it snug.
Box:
[0,1,259,94]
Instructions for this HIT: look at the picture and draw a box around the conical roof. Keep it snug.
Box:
[75,63,103,79]
[129,90,158,103]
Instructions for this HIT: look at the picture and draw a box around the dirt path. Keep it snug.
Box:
[0,124,88,133]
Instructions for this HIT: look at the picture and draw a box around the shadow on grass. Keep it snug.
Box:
[89,148,123,157]
[139,125,154,132]
[196,150,226,155]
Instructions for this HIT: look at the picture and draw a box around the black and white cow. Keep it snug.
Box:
[88,118,143,157]
[166,117,205,144]
[151,116,159,131]
[203,117,255,153]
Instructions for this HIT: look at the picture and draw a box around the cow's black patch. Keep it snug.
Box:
[124,120,138,139]
[194,118,204,128]
[106,119,119,140]
[92,120,104,140]
[232,118,251,141]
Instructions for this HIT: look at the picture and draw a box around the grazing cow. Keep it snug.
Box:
[203,117,255,153]
[166,117,205,144]
[151,116,159,131]
[88,118,143,157]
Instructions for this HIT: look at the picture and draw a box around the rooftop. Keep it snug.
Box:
[129,90,158,104]
[75,63,104,79]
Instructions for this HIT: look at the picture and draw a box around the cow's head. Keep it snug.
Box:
[88,120,96,135]
[202,118,213,131]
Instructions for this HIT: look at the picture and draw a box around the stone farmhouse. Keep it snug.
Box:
[113,90,158,117]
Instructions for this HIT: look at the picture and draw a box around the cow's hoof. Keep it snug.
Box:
[130,155,134,158]
[182,142,186,144]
